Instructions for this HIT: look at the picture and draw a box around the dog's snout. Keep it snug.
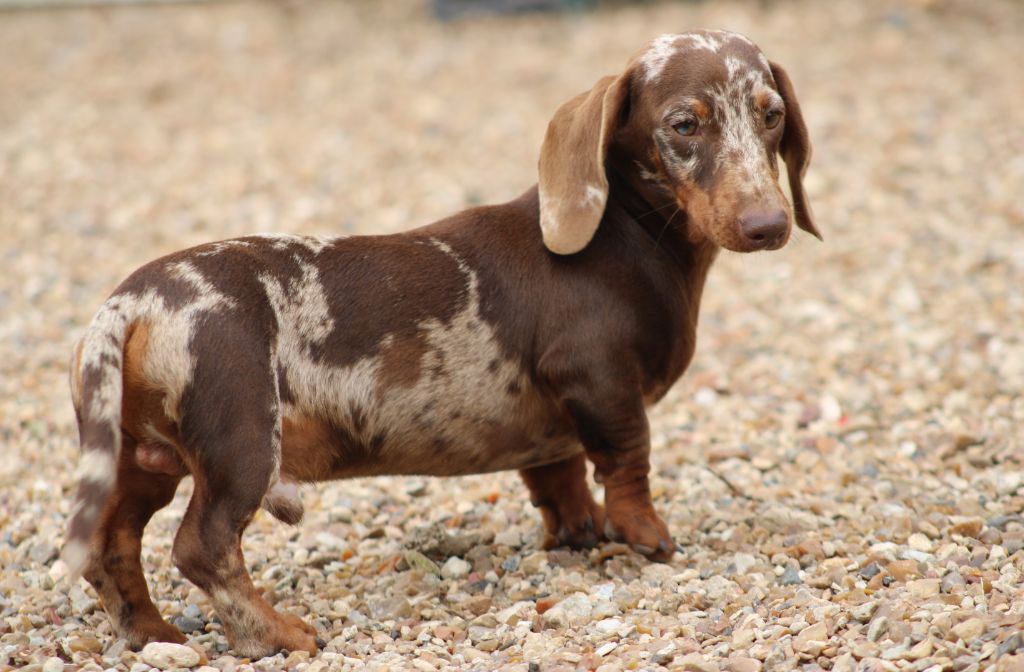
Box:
[739,209,789,250]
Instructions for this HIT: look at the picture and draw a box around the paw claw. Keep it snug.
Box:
[604,519,620,541]
[315,636,326,649]
[631,543,656,556]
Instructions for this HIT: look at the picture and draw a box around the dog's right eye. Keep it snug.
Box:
[673,119,698,137]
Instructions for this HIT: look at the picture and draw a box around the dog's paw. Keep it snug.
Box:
[539,499,606,551]
[124,618,187,650]
[604,506,674,562]
[232,612,319,659]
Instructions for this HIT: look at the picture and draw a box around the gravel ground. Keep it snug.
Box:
[2,1,1023,671]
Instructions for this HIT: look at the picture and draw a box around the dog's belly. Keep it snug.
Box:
[280,382,581,480]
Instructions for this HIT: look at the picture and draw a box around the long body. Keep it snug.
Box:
[72,187,710,483]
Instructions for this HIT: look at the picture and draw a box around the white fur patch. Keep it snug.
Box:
[208,587,272,658]
[195,239,255,257]
[686,32,725,53]
[79,303,129,426]
[74,450,117,488]
[61,540,89,579]
[143,266,236,421]
[583,183,605,207]
[655,128,700,179]
[257,233,337,254]
[641,31,756,83]
[143,421,177,447]
[640,34,682,83]
[267,239,578,476]
[725,56,744,79]
[635,161,665,184]
[708,62,777,199]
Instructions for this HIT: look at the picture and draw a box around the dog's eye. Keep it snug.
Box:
[764,109,783,129]
[673,119,698,137]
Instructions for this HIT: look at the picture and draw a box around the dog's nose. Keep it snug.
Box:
[739,209,788,249]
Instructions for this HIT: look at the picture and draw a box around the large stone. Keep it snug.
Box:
[906,578,940,599]
[542,593,592,629]
[724,657,761,672]
[140,642,201,670]
[793,621,828,655]
[948,517,984,538]
[42,658,64,672]
[678,653,720,672]
[951,617,985,642]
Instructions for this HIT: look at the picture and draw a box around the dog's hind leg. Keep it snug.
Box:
[81,433,185,648]
[169,332,318,659]
[520,452,606,550]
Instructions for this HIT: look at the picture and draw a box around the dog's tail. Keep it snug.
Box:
[63,297,134,580]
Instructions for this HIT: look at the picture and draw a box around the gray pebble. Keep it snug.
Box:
[778,567,802,585]
[859,562,881,579]
[172,615,205,634]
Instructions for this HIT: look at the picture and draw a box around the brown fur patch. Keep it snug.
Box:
[279,413,382,481]
[375,331,430,397]
[279,414,336,482]
[121,321,186,468]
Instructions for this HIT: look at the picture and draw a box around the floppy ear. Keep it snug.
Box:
[538,71,632,255]
[770,61,821,241]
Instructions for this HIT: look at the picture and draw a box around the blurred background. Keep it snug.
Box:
[2,0,1023,669]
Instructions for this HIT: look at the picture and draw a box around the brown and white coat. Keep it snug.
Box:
[65,29,818,658]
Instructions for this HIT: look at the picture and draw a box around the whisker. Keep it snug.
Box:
[654,207,681,251]
[635,199,680,219]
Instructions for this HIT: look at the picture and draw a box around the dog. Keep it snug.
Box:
[64,30,818,658]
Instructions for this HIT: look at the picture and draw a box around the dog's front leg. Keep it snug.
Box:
[556,372,674,562]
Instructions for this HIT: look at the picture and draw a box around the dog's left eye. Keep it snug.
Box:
[764,109,783,129]
[673,118,698,137]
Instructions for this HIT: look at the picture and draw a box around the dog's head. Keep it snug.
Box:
[538,30,819,255]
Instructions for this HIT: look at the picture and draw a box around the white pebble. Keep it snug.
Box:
[441,556,471,580]
[140,642,201,670]
[42,658,64,672]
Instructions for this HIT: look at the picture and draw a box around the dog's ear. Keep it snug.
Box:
[538,71,632,255]
[770,61,821,241]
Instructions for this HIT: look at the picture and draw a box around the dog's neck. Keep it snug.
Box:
[604,167,719,293]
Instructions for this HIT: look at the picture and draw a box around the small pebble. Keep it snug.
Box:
[441,556,471,580]
[778,567,803,585]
